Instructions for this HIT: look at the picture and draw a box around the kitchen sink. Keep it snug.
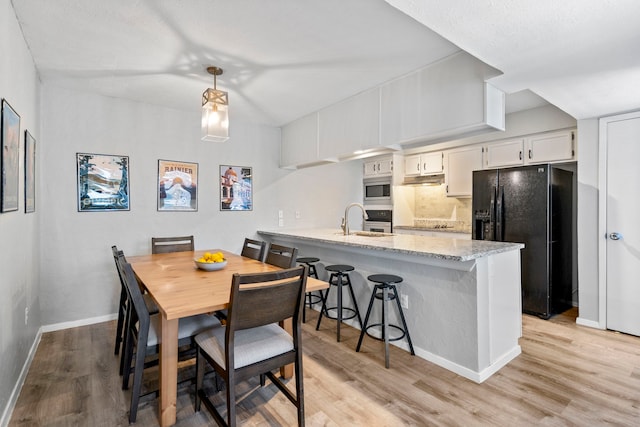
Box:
[350,231,392,237]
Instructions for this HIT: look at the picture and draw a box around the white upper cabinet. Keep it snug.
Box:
[482,129,576,169]
[526,130,575,164]
[280,112,319,169]
[404,154,421,176]
[445,146,483,197]
[318,87,380,160]
[380,52,505,147]
[485,139,525,168]
[364,155,393,177]
[405,152,444,177]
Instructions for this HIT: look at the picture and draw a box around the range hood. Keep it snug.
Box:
[402,174,445,186]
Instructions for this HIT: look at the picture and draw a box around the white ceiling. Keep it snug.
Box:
[11,0,640,127]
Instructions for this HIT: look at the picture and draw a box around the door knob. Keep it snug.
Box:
[609,232,623,240]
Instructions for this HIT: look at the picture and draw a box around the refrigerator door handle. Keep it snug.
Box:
[490,185,496,240]
[496,185,504,241]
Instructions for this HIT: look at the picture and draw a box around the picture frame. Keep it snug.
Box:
[24,130,36,213]
[157,159,198,211]
[76,152,130,212]
[1,99,20,213]
[220,165,252,211]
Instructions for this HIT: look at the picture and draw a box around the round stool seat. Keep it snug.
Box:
[368,274,403,284]
[325,264,354,273]
[297,256,320,264]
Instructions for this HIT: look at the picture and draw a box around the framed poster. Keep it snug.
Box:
[24,130,36,213]
[220,165,252,211]
[1,99,20,212]
[76,153,130,212]
[157,159,198,211]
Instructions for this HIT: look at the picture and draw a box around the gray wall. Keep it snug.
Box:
[0,0,41,423]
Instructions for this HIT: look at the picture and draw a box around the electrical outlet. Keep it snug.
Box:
[25,307,29,325]
[400,294,409,310]
[295,211,301,219]
[278,218,284,227]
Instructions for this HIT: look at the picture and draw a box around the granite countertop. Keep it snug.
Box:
[393,225,471,234]
[258,228,523,262]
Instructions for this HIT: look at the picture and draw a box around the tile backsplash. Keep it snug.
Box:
[414,184,472,232]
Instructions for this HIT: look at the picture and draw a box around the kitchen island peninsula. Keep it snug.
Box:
[257,228,524,383]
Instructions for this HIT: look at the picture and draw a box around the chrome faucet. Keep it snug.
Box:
[342,203,369,235]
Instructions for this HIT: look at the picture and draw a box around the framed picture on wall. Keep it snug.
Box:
[157,159,198,211]
[1,99,20,213]
[24,130,36,213]
[76,152,130,212]
[220,165,252,211]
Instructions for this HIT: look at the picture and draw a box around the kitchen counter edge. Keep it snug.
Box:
[257,229,523,262]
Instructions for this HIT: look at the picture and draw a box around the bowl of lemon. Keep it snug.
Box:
[195,251,227,271]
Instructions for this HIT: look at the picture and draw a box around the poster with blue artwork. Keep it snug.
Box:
[76,153,130,212]
[220,165,252,211]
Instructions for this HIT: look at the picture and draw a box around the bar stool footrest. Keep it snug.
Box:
[323,306,359,321]
[363,323,407,342]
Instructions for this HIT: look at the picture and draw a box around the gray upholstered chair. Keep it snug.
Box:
[118,254,220,423]
[151,235,194,254]
[194,266,307,427]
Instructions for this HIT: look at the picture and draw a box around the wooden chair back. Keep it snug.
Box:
[240,238,266,261]
[151,235,194,254]
[264,243,298,269]
[226,266,307,332]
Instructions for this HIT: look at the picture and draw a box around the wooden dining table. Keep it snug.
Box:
[127,249,328,427]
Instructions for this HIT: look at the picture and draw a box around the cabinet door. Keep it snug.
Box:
[319,87,380,159]
[280,112,319,168]
[377,158,393,176]
[526,130,574,164]
[485,139,524,168]
[445,146,483,197]
[404,155,421,176]
[363,160,379,177]
[421,151,444,175]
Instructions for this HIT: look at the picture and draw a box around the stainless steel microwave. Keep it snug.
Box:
[363,178,392,203]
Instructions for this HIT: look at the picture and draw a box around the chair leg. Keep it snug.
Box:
[336,274,343,342]
[345,275,363,328]
[226,371,237,427]
[356,287,377,352]
[315,283,330,331]
[129,339,146,423]
[295,354,305,427]
[393,285,415,355]
[195,348,204,412]
[383,286,390,369]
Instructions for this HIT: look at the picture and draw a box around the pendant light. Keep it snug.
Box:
[201,66,229,142]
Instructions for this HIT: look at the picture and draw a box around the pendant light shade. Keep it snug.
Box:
[201,66,229,142]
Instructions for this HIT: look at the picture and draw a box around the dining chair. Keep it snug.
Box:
[151,235,194,254]
[264,242,298,269]
[194,266,307,427]
[240,237,266,261]
[118,254,221,423]
[111,246,158,362]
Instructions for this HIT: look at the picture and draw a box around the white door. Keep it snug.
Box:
[602,111,640,335]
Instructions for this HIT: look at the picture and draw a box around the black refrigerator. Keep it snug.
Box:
[472,164,573,318]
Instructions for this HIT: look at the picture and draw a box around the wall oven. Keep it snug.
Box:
[364,209,393,233]
[363,177,392,204]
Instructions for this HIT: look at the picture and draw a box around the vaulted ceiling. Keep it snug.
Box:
[12,0,640,127]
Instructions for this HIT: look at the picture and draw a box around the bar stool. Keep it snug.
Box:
[356,274,415,368]
[316,264,363,342]
[296,256,323,323]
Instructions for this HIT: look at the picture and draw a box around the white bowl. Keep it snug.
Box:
[194,259,228,271]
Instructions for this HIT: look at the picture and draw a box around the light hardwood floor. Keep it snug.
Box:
[8,308,640,426]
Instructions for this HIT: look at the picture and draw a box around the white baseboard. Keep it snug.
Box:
[1,328,42,427]
[40,313,117,333]
[576,316,605,330]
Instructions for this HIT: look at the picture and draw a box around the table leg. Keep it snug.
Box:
[159,316,178,427]
[280,318,294,379]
